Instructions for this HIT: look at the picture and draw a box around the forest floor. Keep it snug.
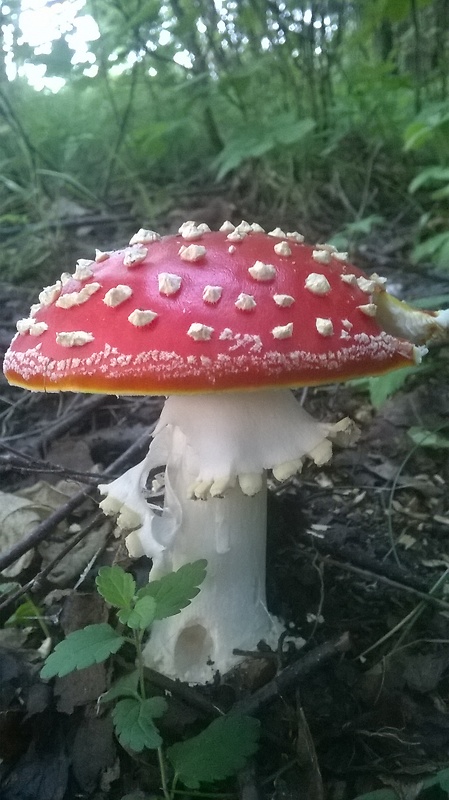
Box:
[1,211,449,800]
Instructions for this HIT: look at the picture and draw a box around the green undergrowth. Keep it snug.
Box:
[2,2,449,281]
[40,560,260,798]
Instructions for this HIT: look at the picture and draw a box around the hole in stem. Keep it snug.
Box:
[173,624,214,673]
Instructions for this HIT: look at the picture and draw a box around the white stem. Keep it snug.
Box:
[143,427,283,683]
[100,389,334,683]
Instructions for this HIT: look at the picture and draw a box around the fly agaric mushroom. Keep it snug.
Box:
[4,221,447,682]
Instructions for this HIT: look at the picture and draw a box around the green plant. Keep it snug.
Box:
[352,765,449,800]
[212,113,316,180]
[348,365,419,409]
[1,581,51,640]
[404,103,449,270]
[40,560,260,797]
[328,215,385,253]
[408,424,449,449]
[347,287,449,408]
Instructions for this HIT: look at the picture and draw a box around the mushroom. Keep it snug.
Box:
[3,222,444,683]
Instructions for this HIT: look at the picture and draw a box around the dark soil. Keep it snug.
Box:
[1,215,449,800]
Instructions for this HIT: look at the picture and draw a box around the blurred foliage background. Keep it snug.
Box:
[0,0,449,282]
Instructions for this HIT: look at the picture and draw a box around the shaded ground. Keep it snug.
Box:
[1,214,449,800]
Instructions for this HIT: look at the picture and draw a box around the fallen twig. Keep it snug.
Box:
[0,442,115,483]
[233,632,350,716]
[298,548,449,612]
[1,393,107,445]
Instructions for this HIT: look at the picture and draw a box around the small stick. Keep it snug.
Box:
[233,633,350,716]
[144,667,224,719]
[298,549,449,612]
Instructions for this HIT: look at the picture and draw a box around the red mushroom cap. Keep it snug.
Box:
[3,223,418,394]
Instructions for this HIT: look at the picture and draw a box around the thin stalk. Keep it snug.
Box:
[134,630,147,699]
[385,421,449,567]
[157,748,171,800]
[357,569,449,661]
[390,569,449,655]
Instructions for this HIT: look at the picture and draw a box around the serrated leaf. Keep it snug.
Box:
[96,565,136,609]
[137,560,207,620]
[112,696,167,752]
[100,670,140,704]
[125,596,157,630]
[40,623,125,679]
[167,714,260,789]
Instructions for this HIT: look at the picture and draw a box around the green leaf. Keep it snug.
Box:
[351,790,397,800]
[328,215,384,251]
[403,120,432,151]
[120,794,147,800]
[0,582,21,595]
[137,560,207,620]
[409,166,449,194]
[381,0,433,23]
[120,795,146,800]
[431,183,449,201]
[40,623,125,679]
[213,115,315,179]
[275,116,315,146]
[124,596,157,630]
[368,367,415,408]
[5,599,43,628]
[32,37,74,77]
[411,232,449,266]
[410,293,449,308]
[96,566,136,609]
[408,426,449,449]
[112,696,167,752]
[100,670,140,704]
[167,714,260,789]
[422,767,449,792]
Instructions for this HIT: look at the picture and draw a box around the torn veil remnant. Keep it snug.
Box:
[4,220,447,683]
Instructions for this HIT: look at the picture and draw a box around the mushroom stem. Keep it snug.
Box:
[99,389,337,682]
[144,430,282,682]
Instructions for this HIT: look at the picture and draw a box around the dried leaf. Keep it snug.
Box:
[38,520,110,585]
[0,491,40,577]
